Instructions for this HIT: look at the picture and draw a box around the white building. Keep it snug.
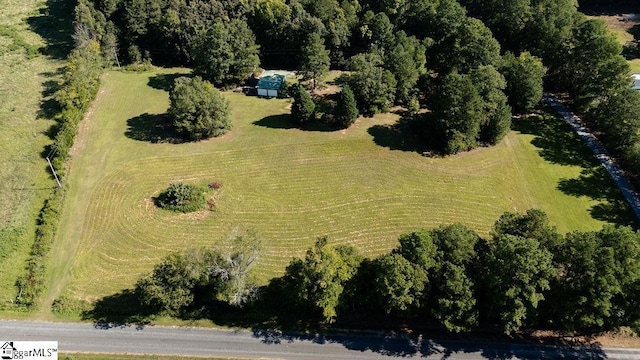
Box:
[632,74,640,90]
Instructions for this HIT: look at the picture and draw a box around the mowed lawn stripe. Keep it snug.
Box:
[50,69,620,303]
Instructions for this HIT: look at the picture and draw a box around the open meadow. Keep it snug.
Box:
[0,0,69,310]
[45,68,635,308]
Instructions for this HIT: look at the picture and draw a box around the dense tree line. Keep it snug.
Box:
[461,0,640,182]
[74,0,640,166]
[134,210,640,335]
[75,0,534,154]
[280,210,640,334]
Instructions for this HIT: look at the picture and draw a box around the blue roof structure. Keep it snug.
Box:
[256,74,285,90]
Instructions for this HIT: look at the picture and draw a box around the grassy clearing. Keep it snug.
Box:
[0,0,69,311]
[45,68,635,309]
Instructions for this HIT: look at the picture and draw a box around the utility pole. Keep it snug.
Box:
[46,156,62,188]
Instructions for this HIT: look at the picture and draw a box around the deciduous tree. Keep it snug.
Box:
[347,52,397,116]
[478,234,554,334]
[430,71,483,154]
[469,65,512,145]
[190,19,260,87]
[280,237,362,322]
[500,52,546,113]
[371,253,427,315]
[428,224,481,332]
[168,76,231,141]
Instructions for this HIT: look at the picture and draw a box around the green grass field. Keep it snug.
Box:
[45,68,634,309]
[0,0,69,310]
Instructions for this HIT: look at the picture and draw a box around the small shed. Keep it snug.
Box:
[633,74,640,90]
[256,74,285,97]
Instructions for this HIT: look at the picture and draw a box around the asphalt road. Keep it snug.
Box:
[3,320,640,359]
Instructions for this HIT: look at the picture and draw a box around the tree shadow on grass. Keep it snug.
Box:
[125,113,185,143]
[623,23,640,60]
[253,114,296,129]
[147,73,192,92]
[253,114,338,132]
[81,289,153,329]
[513,112,638,227]
[37,72,63,121]
[27,0,74,60]
[558,166,638,227]
[512,113,595,168]
[367,113,438,155]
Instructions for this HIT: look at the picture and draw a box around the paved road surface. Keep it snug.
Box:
[544,95,640,221]
[3,320,640,359]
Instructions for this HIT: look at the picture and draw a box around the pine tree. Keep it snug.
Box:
[335,85,359,129]
[291,85,316,124]
[299,33,331,89]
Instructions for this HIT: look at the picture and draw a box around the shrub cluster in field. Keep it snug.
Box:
[15,31,103,308]
[127,210,640,336]
[155,183,207,213]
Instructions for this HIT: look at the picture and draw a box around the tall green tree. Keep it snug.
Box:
[190,19,260,88]
[430,71,484,154]
[371,253,427,315]
[469,65,512,145]
[291,84,316,124]
[359,11,395,56]
[429,16,501,74]
[500,52,546,113]
[298,0,351,63]
[386,31,427,104]
[492,209,562,251]
[168,76,232,141]
[393,230,436,270]
[589,89,640,159]
[428,224,481,332]
[280,237,362,322]
[299,32,331,89]
[560,18,630,112]
[347,52,397,116]
[478,234,554,334]
[547,226,640,331]
[334,85,359,128]
[459,0,532,51]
